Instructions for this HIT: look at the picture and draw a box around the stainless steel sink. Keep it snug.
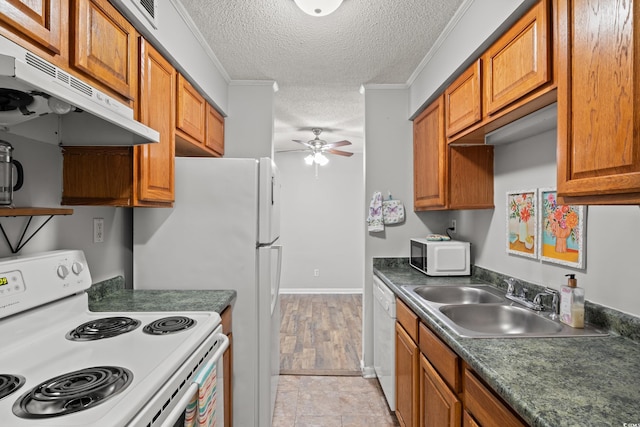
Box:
[410,285,504,304]
[439,304,562,335]
[401,283,608,338]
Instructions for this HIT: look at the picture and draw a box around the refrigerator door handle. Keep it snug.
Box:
[271,244,283,315]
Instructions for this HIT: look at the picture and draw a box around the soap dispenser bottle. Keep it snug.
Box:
[559,274,584,328]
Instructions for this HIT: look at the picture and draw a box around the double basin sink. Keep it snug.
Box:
[402,284,607,338]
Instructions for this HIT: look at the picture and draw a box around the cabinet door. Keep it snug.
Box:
[0,0,65,58]
[414,95,447,211]
[176,73,206,144]
[135,38,175,205]
[445,59,482,138]
[71,0,136,101]
[419,355,461,427]
[483,0,551,115]
[448,146,494,210]
[205,103,225,157]
[557,0,640,204]
[396,323,419,427]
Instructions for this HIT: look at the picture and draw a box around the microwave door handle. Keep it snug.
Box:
[159,333,229,427]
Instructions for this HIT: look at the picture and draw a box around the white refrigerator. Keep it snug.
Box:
[133,157,282,427]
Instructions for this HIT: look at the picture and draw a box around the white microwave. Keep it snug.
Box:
[410,238,470,276]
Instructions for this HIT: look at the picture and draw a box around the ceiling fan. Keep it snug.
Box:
[284,128,353,165]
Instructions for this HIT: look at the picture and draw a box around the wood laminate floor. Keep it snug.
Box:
[280,294,362,375]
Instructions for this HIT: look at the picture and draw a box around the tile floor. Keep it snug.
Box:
[272,375,399,427]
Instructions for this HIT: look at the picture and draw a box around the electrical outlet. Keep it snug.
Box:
[93,218,104,243]
[314,269,320,277]
[450,219,457,234]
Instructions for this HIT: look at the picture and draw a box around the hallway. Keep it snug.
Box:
[274,294,398,426]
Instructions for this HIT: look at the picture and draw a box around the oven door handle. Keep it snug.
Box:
[160,333,229,427]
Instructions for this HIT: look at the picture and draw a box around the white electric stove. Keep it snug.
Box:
[0,250,226,427]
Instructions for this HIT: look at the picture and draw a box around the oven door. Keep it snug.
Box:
[127,326,229,427]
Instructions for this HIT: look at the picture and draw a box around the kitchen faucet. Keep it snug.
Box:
[533,288,560,319]
[504,278,544,311]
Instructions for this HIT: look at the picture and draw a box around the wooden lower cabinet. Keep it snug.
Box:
[395,298,527,427]
[419,355,461,427]
[221,306,233,427]
[463,368,525,427]
[396,322,419,427]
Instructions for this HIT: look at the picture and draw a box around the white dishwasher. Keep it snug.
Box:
[373,275,396,411]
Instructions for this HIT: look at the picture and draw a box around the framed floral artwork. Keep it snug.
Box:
[506,189,537,258]
[538,188,586,268]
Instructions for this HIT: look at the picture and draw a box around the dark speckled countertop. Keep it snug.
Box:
[87,276,236,314]
[374,258,640,427]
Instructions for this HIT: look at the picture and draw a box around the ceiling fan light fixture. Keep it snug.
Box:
[304,154,315,165]
[294,0,343,16]
[314,152,329,166]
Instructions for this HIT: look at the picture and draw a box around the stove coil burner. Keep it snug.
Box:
[12,366,133,419]
[66,316,141,341]
[0,374,25,401]
[143,316,196,335]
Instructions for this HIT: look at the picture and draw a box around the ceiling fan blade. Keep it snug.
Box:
[327,149,354,157]
[325,140,352,148]
[293,139,314,148]
[276,148,309,153]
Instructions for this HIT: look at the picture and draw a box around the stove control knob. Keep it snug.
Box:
[72,262,84,275]
[56,265,69,279]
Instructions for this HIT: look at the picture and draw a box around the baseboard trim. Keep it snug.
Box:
[280,288,363,295]
[361,365,376,379]
[280,369,362,377]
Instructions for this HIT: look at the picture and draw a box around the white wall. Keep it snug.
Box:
[454,129,640,317]
[225,82,277,159]
[0,136,133,283]
[362,86,448,371]
[275,152,364,293]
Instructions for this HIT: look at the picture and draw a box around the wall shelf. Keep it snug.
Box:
[0,207,74,253]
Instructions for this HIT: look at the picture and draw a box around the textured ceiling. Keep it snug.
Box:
[178,0,464,153]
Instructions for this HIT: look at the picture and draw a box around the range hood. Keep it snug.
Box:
[0,36,159,146]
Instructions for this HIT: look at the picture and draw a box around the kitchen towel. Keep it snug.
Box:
[382,199,405,225]
[367,191,384,232]
[184,359,219,427]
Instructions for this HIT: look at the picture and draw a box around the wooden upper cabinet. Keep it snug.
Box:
[414,95,447,210]
[483,0,551,116]
[61,37,175,207]
[175,73,225,157]
[445,59,482,138]
[205,103,225,157]
[135,38,175,205]
[0,0,68,65]
[176,73,206,144]
[557,0,640,204]
[70,0,136,102]
[414,95,493,211]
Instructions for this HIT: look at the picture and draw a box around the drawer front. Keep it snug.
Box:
[463,369,526,427]
[419,322,460,392]
[396,298,419,342]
